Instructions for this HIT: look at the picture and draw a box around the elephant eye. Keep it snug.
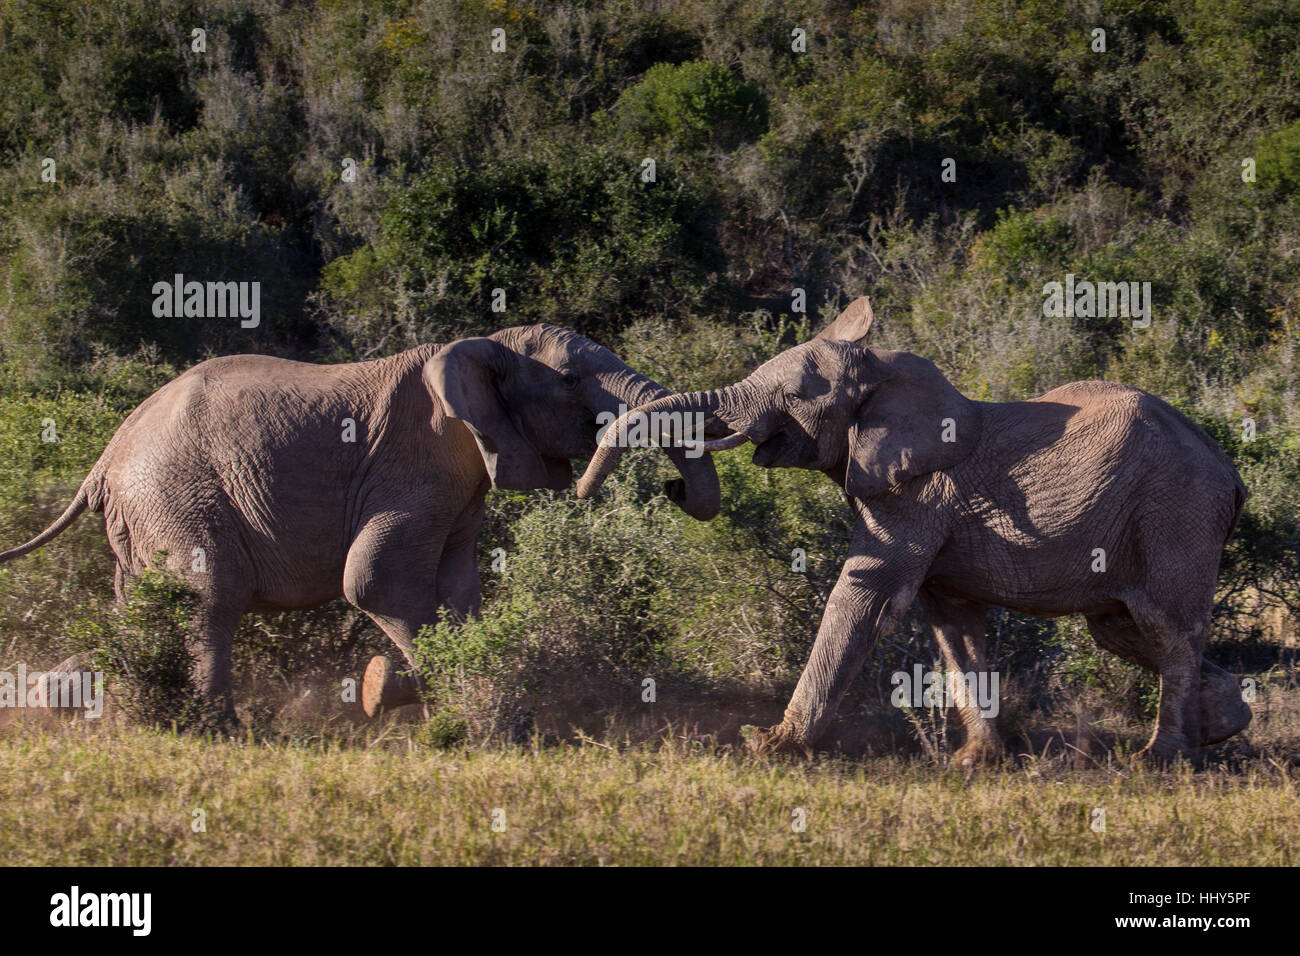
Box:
[783,390,800,405]
[560,370,580,388]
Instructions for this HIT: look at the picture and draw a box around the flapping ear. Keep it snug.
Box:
[423,338,563,490]
[817,296,875,343]
[845,350,981,501]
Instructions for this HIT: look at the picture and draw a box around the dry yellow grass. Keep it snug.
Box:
[1,720,1296,866]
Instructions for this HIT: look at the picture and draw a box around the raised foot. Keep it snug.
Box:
[1199,661,1252,745]
[361,655,422,718]
[952,739,1004,769]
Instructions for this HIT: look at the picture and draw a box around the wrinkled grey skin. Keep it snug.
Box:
[1,324,720,724]
[579,299,1251,765]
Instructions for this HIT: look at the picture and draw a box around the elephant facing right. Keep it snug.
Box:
[578,296,1253,766]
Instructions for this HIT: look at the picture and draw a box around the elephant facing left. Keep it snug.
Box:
[0,324,722,725]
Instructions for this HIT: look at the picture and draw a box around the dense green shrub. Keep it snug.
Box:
[608,59,768,153]
[1256,119,1300,202]
[319,145,723,349]
[70,568,208,730]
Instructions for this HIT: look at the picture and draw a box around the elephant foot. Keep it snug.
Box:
[952,738,1004,769]
[1199,661,1252,745]
[1132,737,1197,769]
[361,656,423,718]
[189,701,239,737]
[740,722,812,759]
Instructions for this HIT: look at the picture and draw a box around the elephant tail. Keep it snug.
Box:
[0,486,90,563]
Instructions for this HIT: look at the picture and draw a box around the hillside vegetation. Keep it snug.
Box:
[0,0,1296,768]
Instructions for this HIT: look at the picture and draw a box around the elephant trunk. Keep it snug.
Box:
[590,361,725,518]
[659,442,721,520]
[577,389,728,504]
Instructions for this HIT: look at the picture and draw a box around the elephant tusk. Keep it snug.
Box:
[691,433,749,452]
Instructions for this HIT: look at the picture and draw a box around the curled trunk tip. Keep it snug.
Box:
[576,390,723,502]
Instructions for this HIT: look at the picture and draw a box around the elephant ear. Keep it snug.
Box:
[844,350,981,501]
[817,296,875,343]
[423,338,564,491]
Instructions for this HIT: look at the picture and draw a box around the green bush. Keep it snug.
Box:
[70,568,209,731]
[1047,617,1160,722]
[0,378,154,666]
[608,59,768,154]
[1256,119,1300,202]
[412,594,549,745]
[319,145,723,350]
[0,160,315,384]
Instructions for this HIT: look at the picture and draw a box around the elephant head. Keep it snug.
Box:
[576,297,980,503]
[426,323,720,519]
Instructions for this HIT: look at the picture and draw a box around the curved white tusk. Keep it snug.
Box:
[689,433,750,452]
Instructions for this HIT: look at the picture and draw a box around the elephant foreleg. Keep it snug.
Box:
[751,523,937,756]
[362,531,482,716]
[345,516,452,717]
[344,515,444,660]
[359,614,428,716]
[362,523,484,716]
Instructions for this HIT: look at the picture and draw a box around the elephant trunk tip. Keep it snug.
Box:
[574,472,600,499]
[578,389,726,503]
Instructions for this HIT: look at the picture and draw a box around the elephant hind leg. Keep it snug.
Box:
[112,557,241,728]
[918,590,1002,767]
[1199,659,1251,745]
[1103,597,1208,763]
[1087,610,1250,749]
[1085,610,1158,670]
[188,595,247,729]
